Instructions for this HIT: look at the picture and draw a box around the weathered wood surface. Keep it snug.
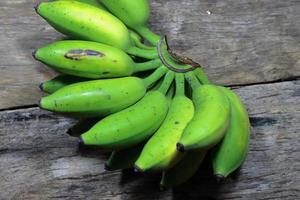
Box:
[1,0,300,199]
[0,81,299,200]
[0,0,300,109]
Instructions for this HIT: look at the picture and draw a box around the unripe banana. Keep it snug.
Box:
[160,150,207,189]
[101,0,160,45]
[177,73,231,151]
[211,87,250,180]
[35,1,157,59]
[80,91,168,149]
[40,74,90,94]
[61,0,154,50]
[80,69,173,150]
[39,77,145,118]
[105,143,144,171]
[135,74,194,172]
[34,40,161,78]
[39,66,167,118]
[60,0,107,9]
[61,0,153,50]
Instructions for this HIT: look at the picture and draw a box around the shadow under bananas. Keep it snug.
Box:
[119,169,166,200]
[171,156,244,200]
[117,154,244,200]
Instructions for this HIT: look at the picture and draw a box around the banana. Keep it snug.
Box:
[105,143,144,171]
[160,150,207,189]
[60,0,107,9]
[61,0,153,50]
[39,66,167,117]
[67,118,101,137]
[35,1,157,59]
[101,0,160,45]
[34,40,161,78]
[177,72,231,151]
[211,87,250,180]
[40,74,90,94]
[79,69,173,150]
[135,74,194,172]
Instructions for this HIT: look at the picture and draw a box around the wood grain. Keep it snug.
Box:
[0,0,300,109]
[0,81,299,199]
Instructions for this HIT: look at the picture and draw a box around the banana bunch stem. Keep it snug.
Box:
[135,26,161,46]
[134,59,161,73]
[175,73,185,97]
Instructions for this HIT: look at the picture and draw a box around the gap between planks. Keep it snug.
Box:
[0,77,299,113]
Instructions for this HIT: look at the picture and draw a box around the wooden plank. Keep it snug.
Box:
[0,81,299,199]
[0,0,300,109]
[150,0,300,85]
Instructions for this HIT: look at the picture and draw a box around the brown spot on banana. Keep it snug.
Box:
[64,49,105,60]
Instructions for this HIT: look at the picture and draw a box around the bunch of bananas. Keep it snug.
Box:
[33,0,250,189]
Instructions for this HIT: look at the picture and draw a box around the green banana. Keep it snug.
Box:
[40,74,90,94]
[160,150,207,189]
[34,40,161,79]
[35,1,157,59]
[62,0,153,50]
[80,69,173,150]
[177,72,231,151]
[67,118,101,137]
[39,66,167,117]
[57,0,153,50]
[101,0,160,45]
[105,143,144,171]
[211,87,250,180]
[60,0,107,9]
[135,74,194,172]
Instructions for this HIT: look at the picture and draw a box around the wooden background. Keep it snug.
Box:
[0,0,299,199]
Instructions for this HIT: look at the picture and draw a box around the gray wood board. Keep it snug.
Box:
[0,81,299,199]
[1,0,300,109]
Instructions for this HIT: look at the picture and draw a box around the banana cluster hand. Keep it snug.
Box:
[34,0,250,189]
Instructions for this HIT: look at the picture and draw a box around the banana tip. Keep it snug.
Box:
[78,136,84,146]
[39,83,44,91]
[104,163,112,171]
[176,143,185,152]
[37,99,42,108]
[215,174,225,183]
[133,165,143,173]
[66,128,73,136]
[34,3,41,13]
[32,50,37,60]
